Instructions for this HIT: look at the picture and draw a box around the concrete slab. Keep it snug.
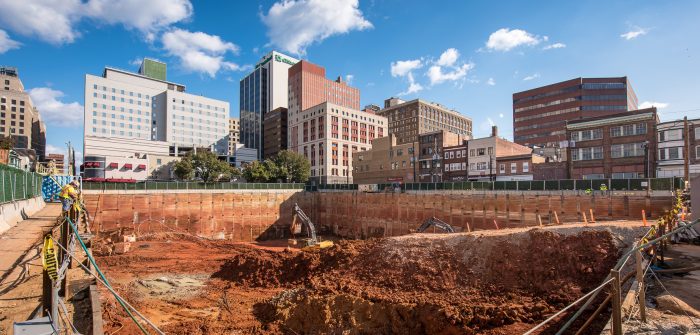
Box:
[0,203,60,275]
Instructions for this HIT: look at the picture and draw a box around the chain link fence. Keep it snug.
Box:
[0,164,43,203]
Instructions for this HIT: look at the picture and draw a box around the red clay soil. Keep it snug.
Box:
[95,229,621,335]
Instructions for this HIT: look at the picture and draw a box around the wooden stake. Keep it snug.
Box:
[636,248,647,323]
[493,219,499,230]
[642,210,647,226]
[582,211,588,224]
[611,269,623,335]
[537,214,543,227]
[589,209,596,223]
[554,211,560,225]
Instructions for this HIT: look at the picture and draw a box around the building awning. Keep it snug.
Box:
[123,163,133,169]
[137,164,146,170]
[108,162,118,168]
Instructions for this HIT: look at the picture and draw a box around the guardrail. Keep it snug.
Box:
[0,164,43,203]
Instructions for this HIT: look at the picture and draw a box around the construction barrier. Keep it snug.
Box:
[83,181,306,191]
[42,175,74,202]
[0,164,43,204]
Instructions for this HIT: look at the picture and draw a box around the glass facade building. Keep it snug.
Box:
[240,67,267,159]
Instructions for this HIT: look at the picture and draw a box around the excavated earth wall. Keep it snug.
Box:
[83,190,673,240]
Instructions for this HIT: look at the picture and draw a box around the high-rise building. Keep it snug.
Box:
[83,59,229,178]
[240,51,299,159]
[513,77,638,149]
[263,107,288,159]
[0,66,46,161]
[227,117,240,155]
[377,97,472,145]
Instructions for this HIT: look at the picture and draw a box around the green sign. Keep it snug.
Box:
[274,54,297,66]
[256,55,273,68]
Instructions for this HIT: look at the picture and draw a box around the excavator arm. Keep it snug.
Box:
[291,203,318,245]
[416,217,455,233]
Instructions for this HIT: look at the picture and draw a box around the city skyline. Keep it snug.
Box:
[1,0,699,164]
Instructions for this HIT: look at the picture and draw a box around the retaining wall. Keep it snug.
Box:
[0,197,46,235]
[82,190,675,241]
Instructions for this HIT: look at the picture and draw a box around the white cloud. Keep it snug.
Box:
[128,57,143,67]
[639,101,669,109]
[499,113,504,118]
[486,77,496,86]
[0,29,20,53]
[485,28,543,51]
[427,63,474,85]
[161,28,243,77]
[390,59,423,77]
[28,87,83,127]
[621,27,648,40]
[436,48,459,66]
[398,73,423,96]
[345,74,354,85]
[0,0,193,45]
[543,42,566,50]
[523,73,540,81]
[261,0,372,55]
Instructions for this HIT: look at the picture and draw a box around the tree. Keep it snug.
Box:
[242,160,271,182]
[269,150,310,183]
[173,151,234,182]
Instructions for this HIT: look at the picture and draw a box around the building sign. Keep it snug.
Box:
[274,54,297,66]
[84,161,102,168]
[256,55,273,68]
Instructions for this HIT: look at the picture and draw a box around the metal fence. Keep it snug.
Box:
[377,177,684,192]
[0,164,43,203]
[83,181,306,191]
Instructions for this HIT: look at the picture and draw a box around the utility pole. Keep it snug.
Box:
[684,116,690,181]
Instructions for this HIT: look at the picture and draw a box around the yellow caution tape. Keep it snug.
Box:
[42,235,58,281]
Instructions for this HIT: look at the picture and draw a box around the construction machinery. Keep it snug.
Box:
[416,217,456,233]
[290,203,333,249]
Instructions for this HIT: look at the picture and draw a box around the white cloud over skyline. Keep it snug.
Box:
[485,28,545,51]
[161,29,244,77]
[28,87,83,128]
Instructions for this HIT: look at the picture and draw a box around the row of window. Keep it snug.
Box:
[0,97,26,106]
[571,142,647,161]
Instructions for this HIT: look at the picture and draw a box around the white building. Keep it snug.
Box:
[290,101,387,184]
[656,119,700,178]
[83,59,229,180]
[240,51,299,159]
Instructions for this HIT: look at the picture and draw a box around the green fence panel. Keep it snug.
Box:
[650,178,672,191]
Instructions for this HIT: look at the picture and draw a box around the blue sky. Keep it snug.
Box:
[0,0,698,161]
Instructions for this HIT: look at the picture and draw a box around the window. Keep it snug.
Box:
[477,148,485,156]
[572,147,604,161]
[523,162,529,172]
[499,163,505,173]
[470,149,475,157]
[610,143,646,158]
[611,123,648,137]
[511,163,517,173]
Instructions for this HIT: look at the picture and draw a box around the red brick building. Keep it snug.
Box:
[443,142,468,181]
[496,154,545,181]
[566,108,658,179]
[513,77,638,152]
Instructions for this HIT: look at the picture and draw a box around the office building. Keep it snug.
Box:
[240,51,299,159]
[656,118,700,178]
[0,66,46,160]
[352,134,417,184]
[84,59,229,157]
[291,101,386,184]
[566,108,658,179]
[513,77,638,149]
[263,107,288,159]
[377,97,472,145]
[228,117,240,155]
[287,60,360,121]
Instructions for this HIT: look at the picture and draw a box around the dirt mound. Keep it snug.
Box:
[213,229,621,334]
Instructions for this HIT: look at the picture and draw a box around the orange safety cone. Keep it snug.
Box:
[642,210,647,227]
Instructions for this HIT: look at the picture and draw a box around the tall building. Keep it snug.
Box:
[291,102,387,184]
[287,60,360,121]
[566,108,658,179]
[227,117,240,155]
[513,77,638,149]
[377,97,472,145]
[240,51,299,159]
[263,107,288,159]
[0,66,46,161]
[83,59,229,179]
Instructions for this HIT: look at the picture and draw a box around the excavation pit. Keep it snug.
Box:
[94,223,646,334]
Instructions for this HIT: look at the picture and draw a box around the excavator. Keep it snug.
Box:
[415,217,456,233]
[290,203,333,249]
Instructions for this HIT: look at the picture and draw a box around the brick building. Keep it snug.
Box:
[417,130,464,182]
[467,127,533,181]
[352,134,417,184]
[377,97,472,145]
[0,66,46,161]
[442,142,468,181]
[496,154,545,181]
[262,107,287,159]
[566,108,658,179]
[513,77,638,154]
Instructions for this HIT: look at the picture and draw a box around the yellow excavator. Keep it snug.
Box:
[290,203,333,249]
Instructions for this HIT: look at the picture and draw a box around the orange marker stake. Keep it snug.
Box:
[493,219,499,230]
[642,210,647,227]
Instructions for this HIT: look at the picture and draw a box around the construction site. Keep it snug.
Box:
[2,181,700,335]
